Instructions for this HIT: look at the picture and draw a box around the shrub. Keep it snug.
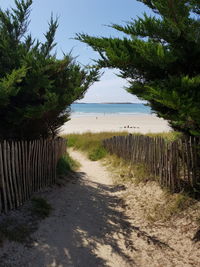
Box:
[57,153,80,175]
[30,197,52,219]
[89,147,107,161]
[0,1,99,140]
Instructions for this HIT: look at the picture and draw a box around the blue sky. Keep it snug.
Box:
[1,0,151,103]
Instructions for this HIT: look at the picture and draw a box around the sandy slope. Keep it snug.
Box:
[0,150,200,267]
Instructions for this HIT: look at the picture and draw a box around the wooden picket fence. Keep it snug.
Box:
[0,138,66,214]
[103,135,200,193]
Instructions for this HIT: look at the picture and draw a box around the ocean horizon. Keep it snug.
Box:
[71,103,152,116]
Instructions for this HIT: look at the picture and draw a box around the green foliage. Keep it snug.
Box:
[88,146,107,161]
[77,0,200,137]
[57,153,80,175]
[64,131,178,161]
[30,197,52,219]
[0,1,99,140]
[63,132,128,161]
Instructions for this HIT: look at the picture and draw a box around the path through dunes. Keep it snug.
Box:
[0,150,135,267]
[1,150,199,267]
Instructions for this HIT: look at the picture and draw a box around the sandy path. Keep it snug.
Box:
[0,150,135,267]
[1,150,199,267]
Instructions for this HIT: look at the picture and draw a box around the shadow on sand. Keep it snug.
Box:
[2,171,172,267]
[27,171,136,267]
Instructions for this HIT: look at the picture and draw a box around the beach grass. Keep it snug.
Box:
[57,152,80,176]
[63,131,179,161]
[63,131,180,186]
[103,153,153,184]
[63,131,128,161]
[146,131,182,142]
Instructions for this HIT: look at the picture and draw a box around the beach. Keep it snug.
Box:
[60,114,171,134]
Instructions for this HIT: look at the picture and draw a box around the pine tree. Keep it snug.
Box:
[0,0,99,140]
[77,0,200,137]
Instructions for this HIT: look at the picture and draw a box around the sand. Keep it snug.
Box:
[1,149,199,267]
[60,114,171,135]
[0,150,136,267]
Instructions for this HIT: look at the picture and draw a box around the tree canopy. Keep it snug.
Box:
[77,0,200,137]
[0,0,99,140]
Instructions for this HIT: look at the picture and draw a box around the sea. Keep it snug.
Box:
[70,103,151,116]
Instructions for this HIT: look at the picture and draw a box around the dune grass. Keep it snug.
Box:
[62,131,178,185]
[146,192,195,222]
[147,131,182,142]
[57,152,80,177]
[63,132,128,161]
[63,131,179,161]
[103,153,153,185]
[62,130,180,183]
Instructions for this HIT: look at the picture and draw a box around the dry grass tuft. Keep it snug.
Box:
[103,154,154,185]
[145,192,195,222]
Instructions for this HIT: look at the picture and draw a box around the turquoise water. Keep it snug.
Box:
[71,103,151,116]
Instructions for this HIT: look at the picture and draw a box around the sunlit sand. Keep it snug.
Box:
[60,114,171,134]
